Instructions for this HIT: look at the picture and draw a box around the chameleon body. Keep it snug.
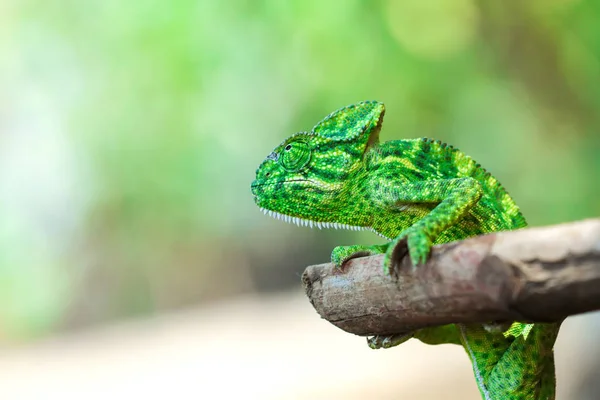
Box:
[251,101,560,399]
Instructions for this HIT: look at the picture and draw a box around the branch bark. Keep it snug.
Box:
[301,219,600,336]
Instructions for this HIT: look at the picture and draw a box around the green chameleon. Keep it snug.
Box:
[251,101,560,400]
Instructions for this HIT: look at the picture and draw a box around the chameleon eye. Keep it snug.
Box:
[280,140,310,171]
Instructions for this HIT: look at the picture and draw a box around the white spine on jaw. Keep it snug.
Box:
[259,207,392,240]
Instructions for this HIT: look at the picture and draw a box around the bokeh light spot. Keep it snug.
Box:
[385,0,478,59]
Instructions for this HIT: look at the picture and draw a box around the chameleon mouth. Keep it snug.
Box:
[251,178,330,190]
[251,179,301,189]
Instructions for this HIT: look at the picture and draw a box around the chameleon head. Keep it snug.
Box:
[251,101,385,227]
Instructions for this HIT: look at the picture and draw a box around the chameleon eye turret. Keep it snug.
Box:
[279,137,311,171]
[252,101,560,400]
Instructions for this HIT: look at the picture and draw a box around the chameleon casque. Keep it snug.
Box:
[251,101,560,399]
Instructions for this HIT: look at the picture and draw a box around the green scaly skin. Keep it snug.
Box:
[251,101,560,400]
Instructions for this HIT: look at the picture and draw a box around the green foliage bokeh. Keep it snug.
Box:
[0,0,598,340]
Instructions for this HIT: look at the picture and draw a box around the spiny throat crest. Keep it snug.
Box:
[258,207,392,240]
[259,207,365,231]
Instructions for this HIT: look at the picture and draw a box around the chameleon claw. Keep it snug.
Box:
[483,321,513,334]
[381,254,396,275]
[332,244,389,271]
[383,237,409,274]
[387,228,433,268]
[368,332,414,349]
[367,335,392,349]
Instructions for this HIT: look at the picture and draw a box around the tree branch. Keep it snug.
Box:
[301,219,600,336]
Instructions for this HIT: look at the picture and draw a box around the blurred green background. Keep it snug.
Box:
[0,0,599,398]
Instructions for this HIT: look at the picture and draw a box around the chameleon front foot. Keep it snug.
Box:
[331,243,389,270]
[383,227,433,273]
[367,333,414,349]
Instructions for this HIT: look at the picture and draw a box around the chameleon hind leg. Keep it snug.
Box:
[458,323,559,400]
[483,323,559,400]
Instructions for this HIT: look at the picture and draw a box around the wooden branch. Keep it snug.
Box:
[301,219,600,336]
